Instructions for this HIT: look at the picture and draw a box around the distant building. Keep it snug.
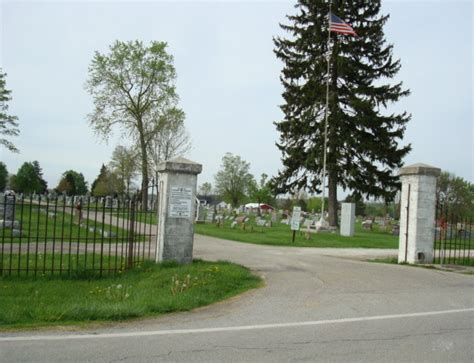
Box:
[244,203,274,212]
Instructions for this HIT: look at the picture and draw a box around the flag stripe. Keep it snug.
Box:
[329,12,357,36]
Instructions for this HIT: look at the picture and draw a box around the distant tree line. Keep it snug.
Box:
[202,154,473,221]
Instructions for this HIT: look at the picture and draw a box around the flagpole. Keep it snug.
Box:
[320,1,331,226]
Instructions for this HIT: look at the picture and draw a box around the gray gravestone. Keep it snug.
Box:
[256,219,266,227]
[271,212,278,223]
[5,195,15,221]
[340,203,355,237]
[0,193,22,235]
[303,219,313,228]
[105,196,113,208]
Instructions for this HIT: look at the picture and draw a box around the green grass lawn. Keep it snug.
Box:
[88,210,397,249]
[0,259,262,330]
[194,220,398,248]
[1,253,130,278]
[1,205,147,243]
[112,211,156,224]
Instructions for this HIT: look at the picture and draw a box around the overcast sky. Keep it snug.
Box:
[1,0,472,195]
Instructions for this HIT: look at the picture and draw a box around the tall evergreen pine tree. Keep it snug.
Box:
[272,0,411,226]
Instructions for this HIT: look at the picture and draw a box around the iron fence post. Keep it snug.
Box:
[128,197,136,269]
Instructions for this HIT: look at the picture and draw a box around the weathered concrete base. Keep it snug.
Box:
[398,163,440,264]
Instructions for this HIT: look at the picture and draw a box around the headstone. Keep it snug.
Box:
[1,220,20,229]
[271,212,278,223]
[392,224,400,236]
[105,196,113,208]
[0,193,23,235]
[362,219,373,230]
[236,216,246,225]
[340,203,355,237]
[156,157,202,264]
[4,194,15,221]
[303,219,313,228]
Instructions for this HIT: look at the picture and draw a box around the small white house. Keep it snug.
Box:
[244,203,274,213]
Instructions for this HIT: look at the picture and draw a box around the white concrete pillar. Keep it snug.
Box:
[340,203,355,237]
[156,157,202,264]
[398,163,440,264]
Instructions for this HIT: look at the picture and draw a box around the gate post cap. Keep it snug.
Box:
[399,163,441,177]
[157,157,202,175]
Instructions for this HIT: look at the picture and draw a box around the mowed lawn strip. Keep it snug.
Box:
[105,212,398,249]
[195,220,398,248]
[0,260,262,330]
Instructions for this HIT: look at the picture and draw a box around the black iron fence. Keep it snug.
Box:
[0,187,158,277]
[433,204,472,266]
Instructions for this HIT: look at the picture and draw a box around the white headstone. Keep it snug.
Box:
[340,203,355,237]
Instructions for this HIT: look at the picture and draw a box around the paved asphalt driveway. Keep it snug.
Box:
[1,234,473,362]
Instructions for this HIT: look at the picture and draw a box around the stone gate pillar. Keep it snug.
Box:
[156,157,202,264]
[398,163,440,264]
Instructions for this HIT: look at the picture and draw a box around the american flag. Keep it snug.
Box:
[329,13,357,36]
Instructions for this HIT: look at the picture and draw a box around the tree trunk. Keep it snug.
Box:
[138,119,148,211]
[141,166,148,211]
[328,172,338,227]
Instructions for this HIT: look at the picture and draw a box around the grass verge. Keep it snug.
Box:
[368,257,474,267]
[368,257,474,274]
[1,253,130,277]
[195,220,398,248]
[0,259,262,330]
